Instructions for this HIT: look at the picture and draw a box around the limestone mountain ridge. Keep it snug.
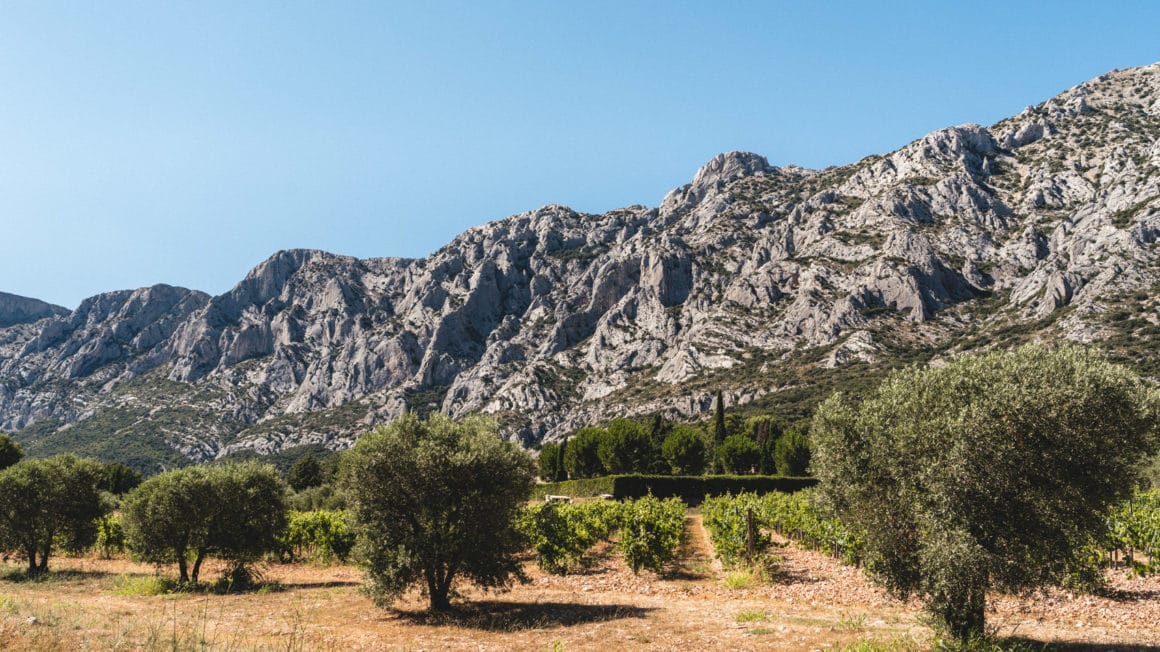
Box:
[2,63,1158,470]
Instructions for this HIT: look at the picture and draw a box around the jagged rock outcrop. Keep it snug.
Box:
[2,63,1158,469]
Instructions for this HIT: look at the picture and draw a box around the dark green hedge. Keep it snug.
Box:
[531,474,816,505]
[531,476,617,500]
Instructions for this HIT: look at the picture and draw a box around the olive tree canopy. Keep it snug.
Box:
[122,462,288,584]
[0,454,106,573]
[811,345,1159,640]
[341,413,535,611]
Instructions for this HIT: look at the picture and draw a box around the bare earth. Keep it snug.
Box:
[1,514,1157,651]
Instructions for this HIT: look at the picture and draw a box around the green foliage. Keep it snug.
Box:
[745,415,782,475]
[648,413,670,445]
[661,425,708,475]
[517,500,626,574]
[563,427,605,479]
[701,492,771,568]
[811,345,1160,641]
[0,433,24,470]
[122,462,289,584]
[0,454,106,573]
[341,413,535,611]
[211,462,290,567]
[288,483,346,512]
[774,430,811,476]
[713,391,727,444]
[280,510,355,564]
[532,475,617,501]
[1105,489,1160,575]
[99,462,142,495]
[716,435,760,474]
[534,474,817,505]
[598,419,656,474]
[287,453,323,491]
[618,494,685,574]
[95,513,126,559]
[518,495,685,576]
[762,489,864,565]
[538,442,566,482]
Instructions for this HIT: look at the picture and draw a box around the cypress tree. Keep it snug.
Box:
[713,391,727,444]
[555,439,568,481]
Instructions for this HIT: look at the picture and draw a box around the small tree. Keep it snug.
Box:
[648,413,670,445]
[123,466,216,583]
[210,462,290,582]
[747,415,782,474]
[555,438,568,481]
[341,413,535,611]
[288,453,324,491]
[774,430,811,476]
[661,425,708,475]
[0,433,23,470]
[812,345,1159,641]
[713,391,727,444]
[598,419,655,474]
[0,455,106,573]
[564,427,606,479]
[716,434,760,474]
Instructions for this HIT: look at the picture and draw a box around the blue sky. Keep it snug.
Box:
[1,2,1157,308]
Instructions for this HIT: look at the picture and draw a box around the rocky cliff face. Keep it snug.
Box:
[0,292,67,328]
[3,64,1158,470]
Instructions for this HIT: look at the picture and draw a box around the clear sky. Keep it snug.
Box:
[1,2,1157,308]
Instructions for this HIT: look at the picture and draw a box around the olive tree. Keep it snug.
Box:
[122,462,288,584]
[811,345,1159,641]
[0,455,106,573]
[341,413,535,611]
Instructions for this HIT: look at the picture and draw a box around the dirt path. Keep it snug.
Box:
[671,511,718,580]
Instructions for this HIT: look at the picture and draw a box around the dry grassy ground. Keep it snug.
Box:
[0,514,1157,651]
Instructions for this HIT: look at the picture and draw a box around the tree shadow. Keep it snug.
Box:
[1,568,118,583]
[393,600,656,631]
[277,580,362,590]
[1098,587,1160,603]
[767,566,825,586]
[1003,638,1160,652]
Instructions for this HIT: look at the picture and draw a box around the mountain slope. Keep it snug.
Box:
[0,292,68,328]
[3,63,1158,471]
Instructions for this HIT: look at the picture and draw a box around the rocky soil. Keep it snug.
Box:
[0,516,1157,650]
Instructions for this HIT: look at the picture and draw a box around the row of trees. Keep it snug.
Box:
[0,449,285,583]
[0,441,144,574]
[538,411,811,480]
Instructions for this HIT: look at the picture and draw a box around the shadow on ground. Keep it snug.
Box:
[1006,639,1160,652]
[0,568,117,583]
[278,580,362,590]
[393,600,656,631]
